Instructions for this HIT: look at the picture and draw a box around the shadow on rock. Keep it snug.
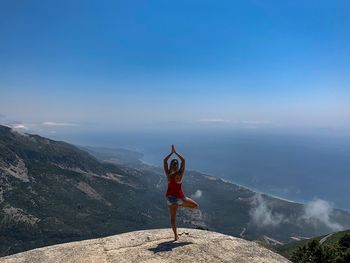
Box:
[148,241,193,253]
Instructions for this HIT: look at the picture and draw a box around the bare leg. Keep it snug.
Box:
[168,204,179,241]
[182,197,199,209]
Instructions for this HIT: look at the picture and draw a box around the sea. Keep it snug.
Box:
[49,129,350,211]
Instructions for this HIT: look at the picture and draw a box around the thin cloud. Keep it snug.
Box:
[301,198,343,231]
[249,195,344,231]
[42,122,79,127]
[241,120,272,125]
[7,121,29,130]
[191,190,202,199]
[11,124,28,129]
[197,119,231,123]
[250,194,288,227]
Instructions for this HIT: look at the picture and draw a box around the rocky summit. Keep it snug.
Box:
[0,228,290,263]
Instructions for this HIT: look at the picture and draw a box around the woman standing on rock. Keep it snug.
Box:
[164,144,198,241]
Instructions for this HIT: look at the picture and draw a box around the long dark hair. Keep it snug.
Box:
[169,159,179,174]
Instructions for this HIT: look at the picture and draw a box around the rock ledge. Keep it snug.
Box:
[0,228,290,263]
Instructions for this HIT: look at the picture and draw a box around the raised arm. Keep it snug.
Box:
[163,148,174,175]
[174,149,185,174]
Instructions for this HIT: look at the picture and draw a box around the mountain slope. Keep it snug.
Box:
[276,229,350,260]
[0,125,170,256]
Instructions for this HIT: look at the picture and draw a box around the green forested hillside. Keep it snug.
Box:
[0,125,170,256]
[276,230,350,262]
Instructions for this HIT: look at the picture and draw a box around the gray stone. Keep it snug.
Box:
[0,228,290,263]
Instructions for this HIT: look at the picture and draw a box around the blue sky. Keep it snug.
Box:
[1,0,349,133]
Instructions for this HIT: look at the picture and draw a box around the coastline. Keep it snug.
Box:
[140,158,350,212]
[140,158,300,205]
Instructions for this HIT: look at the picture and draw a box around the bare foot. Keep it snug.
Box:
[174,234,179,241]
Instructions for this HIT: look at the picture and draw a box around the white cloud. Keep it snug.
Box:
[241,121,272,128]
[240,120,273,129]
[7,123,30,136]
[7,122,29,130]
[249,195,344,231]
[197,119,231,123]
[42,122,78,127]
[241,120,272,125]
[12,124,28,129]
[250,194,288,227]
[191,190,202,199]
[302,198,343,231]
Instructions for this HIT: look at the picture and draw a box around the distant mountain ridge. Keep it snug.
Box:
[0,125,349,257]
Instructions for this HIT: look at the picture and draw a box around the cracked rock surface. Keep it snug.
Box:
[0,228,290,263]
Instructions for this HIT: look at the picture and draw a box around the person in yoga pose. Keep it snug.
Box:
[164,144,198,241]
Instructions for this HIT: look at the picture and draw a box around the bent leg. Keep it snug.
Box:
[182,197,199,209]
[168,204,178,241]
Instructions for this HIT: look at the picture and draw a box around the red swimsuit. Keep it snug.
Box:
[166,172,185,199]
